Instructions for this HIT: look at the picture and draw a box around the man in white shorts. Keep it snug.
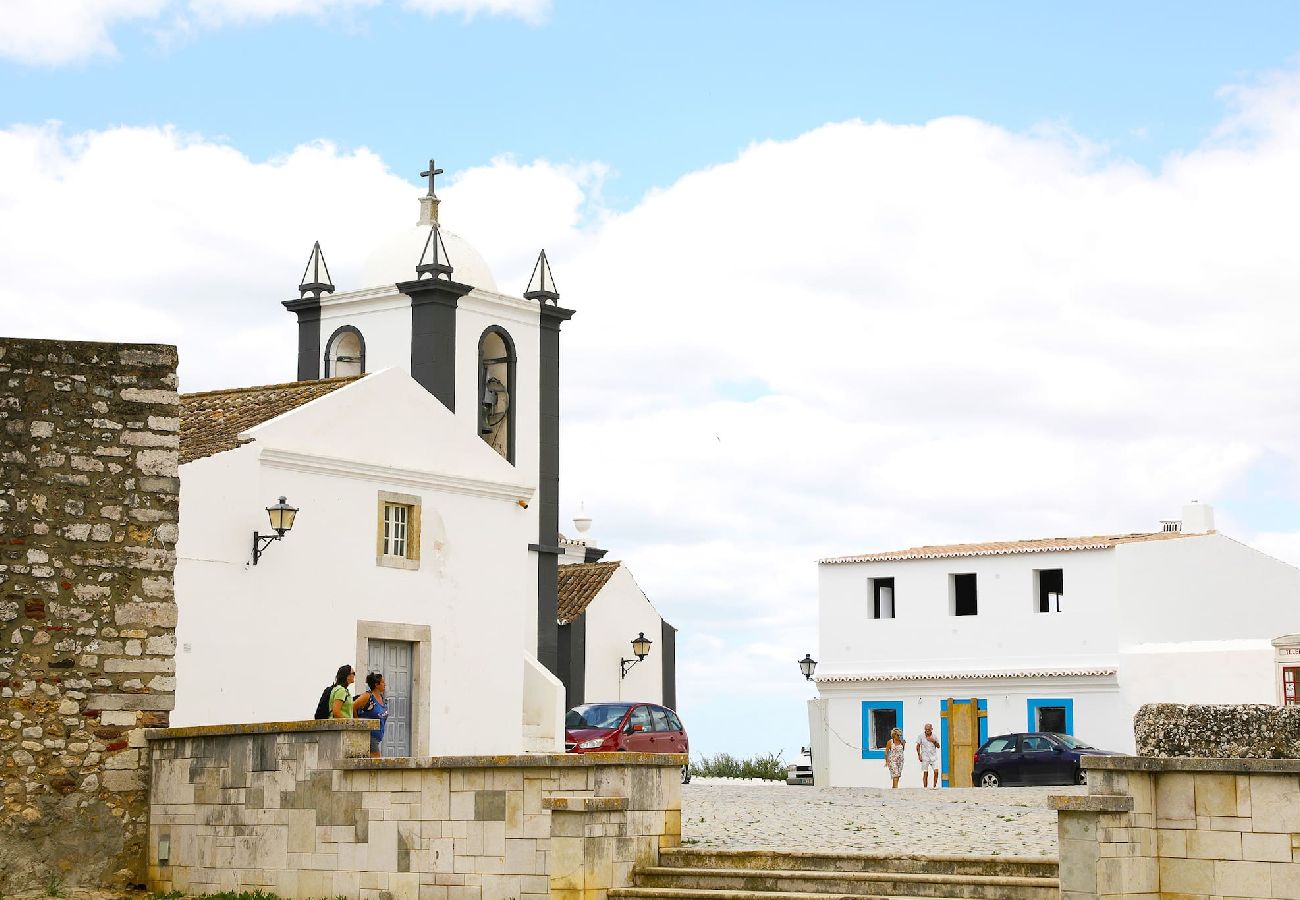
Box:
[916,722,940,788]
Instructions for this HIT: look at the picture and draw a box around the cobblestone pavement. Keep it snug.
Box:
[681,782,1084,858]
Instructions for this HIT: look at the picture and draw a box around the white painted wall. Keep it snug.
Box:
[317,289,414,378]
[811,527,1300,786]
[174,369,554,756]
[811,678,1128,789]
[817,548,1121,677]
[581,566,666,706]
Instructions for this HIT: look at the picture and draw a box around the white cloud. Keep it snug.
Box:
[7,68,1300,754]
[0,0,545,65]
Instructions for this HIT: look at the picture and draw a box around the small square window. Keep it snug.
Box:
[869,577,895,619]
[951,573,978,616]
[376,491,421,570]
[870,708,898,750]
[1036,706,1068,734]
[1036,569,1063,613]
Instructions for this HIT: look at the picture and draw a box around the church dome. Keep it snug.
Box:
[361,221,498,294]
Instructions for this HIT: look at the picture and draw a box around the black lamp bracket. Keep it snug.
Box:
[252,531,283,566]
[620,657,641,679]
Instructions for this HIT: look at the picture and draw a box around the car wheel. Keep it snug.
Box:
[979,771,1000,788]
[1075,768,1087,785]
[681,764,691,785]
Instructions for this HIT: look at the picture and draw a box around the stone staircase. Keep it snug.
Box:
[609,848,1060,900]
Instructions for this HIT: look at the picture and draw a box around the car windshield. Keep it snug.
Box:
[565,703,632,729]
[1053,734,1096,750]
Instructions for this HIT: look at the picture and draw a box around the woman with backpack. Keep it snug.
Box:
[354,672,390,758]
[329,664,355,719]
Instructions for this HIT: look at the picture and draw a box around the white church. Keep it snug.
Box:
[172,162,676,756]
[809,502,1300,788]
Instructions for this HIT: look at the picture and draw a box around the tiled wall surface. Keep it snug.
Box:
[146,721,683,900]
[1054,758,1300,899]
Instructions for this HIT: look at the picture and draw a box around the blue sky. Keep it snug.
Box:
[6,2,1300,762]
[7,2,1300,208]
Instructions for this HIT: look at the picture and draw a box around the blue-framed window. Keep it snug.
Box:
[1027,698,1074,735]
[939,698,988,786]
[860,701,904,759]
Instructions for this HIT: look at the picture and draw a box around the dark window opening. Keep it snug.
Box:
[1284,667,1299,706]
[871,577,895,619]
[1037,706,1068,734]
[870,708,897,750]
[1038,569,1063,613]
[952,573,978,616]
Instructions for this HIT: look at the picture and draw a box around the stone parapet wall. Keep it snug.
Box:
[146,721,684,900]
[1135,703,1300,759]
[0,337,180,892]
[1052,756,1300,898]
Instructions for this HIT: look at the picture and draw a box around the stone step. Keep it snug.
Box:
[658,849,1058,879]
[630,867,1059,900]
[612,890,926,900]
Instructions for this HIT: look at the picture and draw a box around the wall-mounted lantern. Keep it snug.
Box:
[620,631,653,679]
[252,496,299,565]
[798,653,818,682]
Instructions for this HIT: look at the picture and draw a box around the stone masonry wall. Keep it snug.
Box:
[1136,703,1300,759]
[0,337,180,892]
[147,722,683,900]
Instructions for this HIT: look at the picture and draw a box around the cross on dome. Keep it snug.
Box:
[420,159,444,198]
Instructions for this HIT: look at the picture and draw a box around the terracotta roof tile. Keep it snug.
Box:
[557,561,620,624]
[820,528,1206,564]
[180,375,363,465]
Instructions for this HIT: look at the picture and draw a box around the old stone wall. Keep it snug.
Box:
[146,721,683,900]
[0,337,180,892]
[1136,703,1300,758]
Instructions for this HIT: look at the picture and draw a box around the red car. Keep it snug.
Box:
[564,702,691,782]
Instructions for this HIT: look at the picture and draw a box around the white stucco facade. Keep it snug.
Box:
[173,369,565,755]
[809,506,1300,788]
[581,566,670,705]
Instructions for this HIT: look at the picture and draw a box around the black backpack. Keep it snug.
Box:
[313,684,335,720]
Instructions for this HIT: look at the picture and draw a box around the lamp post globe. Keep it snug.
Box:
[266,496,299,536]
[798,653,817,681]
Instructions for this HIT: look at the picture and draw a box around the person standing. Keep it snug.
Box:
[884,727,906,788]
[916,722,941,788]
[330,664,356,719]
[355,672,390,759]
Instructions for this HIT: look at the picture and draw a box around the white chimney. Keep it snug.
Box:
[1181,501,1215,534]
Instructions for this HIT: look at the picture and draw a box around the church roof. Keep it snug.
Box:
[820,528,1206,564]
[180,375,364,464]
[557,560,621,624]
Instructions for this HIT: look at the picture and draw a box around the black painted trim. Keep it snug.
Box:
[557,615,586,711]
[323,324,366,377]
[398,278,473,412]
[282,296,322,381]
[661,619,677,711]
[477,325,517,465]
[583,546,609,563]
[534,303,576,678]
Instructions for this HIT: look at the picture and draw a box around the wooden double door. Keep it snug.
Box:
[941,698,987,788]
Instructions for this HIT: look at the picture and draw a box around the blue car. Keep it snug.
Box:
[972,732,1121,787]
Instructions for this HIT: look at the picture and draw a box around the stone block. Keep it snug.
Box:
[1155,773,1196,828]
[450,790,474,820]
[474,790,506,822]
[1249,774,1300,832]
[1194,773,1238,817]
[287,808,316,853]
[1158,828,1188,858]
[504,838,539,875]
[1213,859,1273,895]
[1242,831,1292,862]
[1186,828,1241,860]
[1097,856,1157,894]
[391,872,421,900]
[549,836,584,891]
[1271,862,1300,899]
[1158,856,1214,893]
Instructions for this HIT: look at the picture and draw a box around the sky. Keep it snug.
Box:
[5,2,1300,761]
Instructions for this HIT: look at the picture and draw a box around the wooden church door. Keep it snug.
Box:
[368,639,414,757]
[942,698,987,787]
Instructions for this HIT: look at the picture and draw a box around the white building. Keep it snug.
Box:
[809,503,1300,788]
[552,521,678,710]
[172,170,585,756]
